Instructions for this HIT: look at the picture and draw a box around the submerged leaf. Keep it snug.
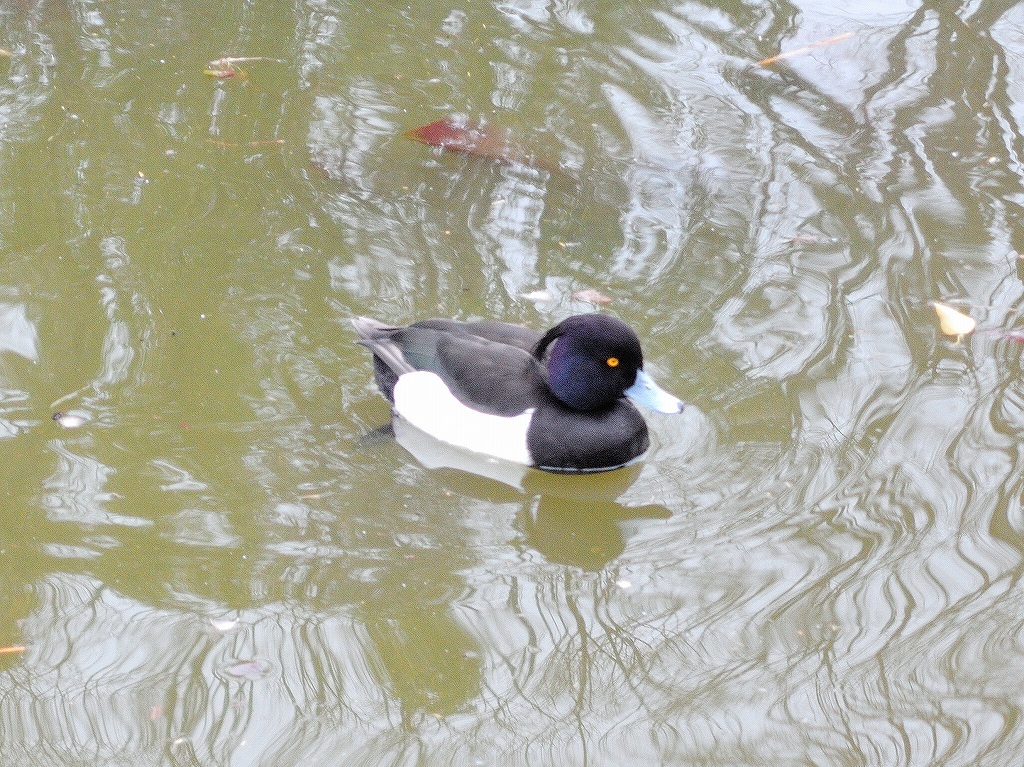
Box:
[406,118,507,158]
[933,302,976,337]
[405,117,560,172]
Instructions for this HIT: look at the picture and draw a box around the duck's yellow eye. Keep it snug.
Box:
[606,357,619,368]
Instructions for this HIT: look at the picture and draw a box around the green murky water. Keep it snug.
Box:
[2,1,1024,764]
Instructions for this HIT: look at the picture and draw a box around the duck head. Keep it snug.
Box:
[533,314,685,413]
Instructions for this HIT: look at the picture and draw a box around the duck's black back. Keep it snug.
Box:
[359,319,550,417]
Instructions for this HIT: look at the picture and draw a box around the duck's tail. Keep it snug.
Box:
[351,317,412,402]
[350,316,396,341]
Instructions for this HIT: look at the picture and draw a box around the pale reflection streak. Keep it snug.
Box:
[38,237,155,530]
[0,574,400,766]
[0,302,39,362]
[312,90,426,311]
[0,6,51,443]
[469,166,548,303]
[440,539,823,762]
[66,0,113,76]
[296,0,346,87]
[0,387,32,440]
[40,440,149,527]
[458,81,553,306]
[0,2,52,138]
[0,302,39,439]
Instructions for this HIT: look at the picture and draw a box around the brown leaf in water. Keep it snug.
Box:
[405,117,559,172]
[406,118,507,158]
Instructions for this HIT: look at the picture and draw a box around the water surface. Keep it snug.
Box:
[2,1,1024,765]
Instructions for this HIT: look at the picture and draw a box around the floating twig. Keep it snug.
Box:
[757,32,854,67]
[205,138,286,148]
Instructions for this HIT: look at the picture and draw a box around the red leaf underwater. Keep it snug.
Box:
[405,117,560,173]
[406,118,504,156]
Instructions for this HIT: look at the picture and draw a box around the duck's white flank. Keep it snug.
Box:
[392,370,534,465]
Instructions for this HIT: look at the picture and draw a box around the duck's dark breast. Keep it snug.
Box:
[526,402,650,472]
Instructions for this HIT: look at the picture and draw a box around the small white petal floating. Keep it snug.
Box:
[52,410,90,429]
[933,302,976,337]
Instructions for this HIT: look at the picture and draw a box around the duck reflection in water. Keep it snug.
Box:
[385,418,671,571]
